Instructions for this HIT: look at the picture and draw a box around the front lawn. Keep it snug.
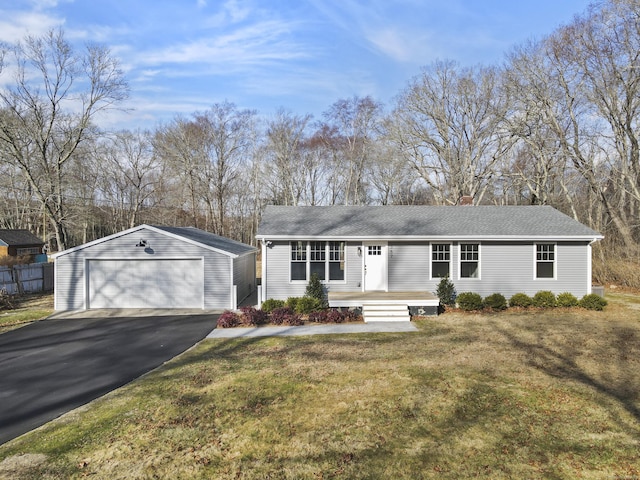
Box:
[0,293,53,333]
[0,293,638,479]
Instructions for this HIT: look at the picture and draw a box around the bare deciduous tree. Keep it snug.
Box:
[0,29,128,250]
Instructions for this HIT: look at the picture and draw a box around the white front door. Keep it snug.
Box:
[363,242,388,291]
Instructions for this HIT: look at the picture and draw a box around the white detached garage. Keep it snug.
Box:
[53,225,257,311]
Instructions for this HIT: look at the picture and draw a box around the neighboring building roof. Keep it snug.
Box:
[256,205,603,240]
[53,224,257,258]
[0,229,45,247]
[152,226,257,256]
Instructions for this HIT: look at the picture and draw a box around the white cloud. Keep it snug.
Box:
[0,10,63,42]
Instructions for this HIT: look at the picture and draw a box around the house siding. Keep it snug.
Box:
[264,241,362,301]
[55,228,234,310]
[388,242,430,291]
[263,239,593,302]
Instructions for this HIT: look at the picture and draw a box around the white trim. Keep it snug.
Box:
[261,240,268,304]
[458,242,481,280]
[288,240,348,285]
[429,242,452,280]
[256,234,603,242]
[587,242,593,294]
[534,242,557,280]
[229,256,235,309]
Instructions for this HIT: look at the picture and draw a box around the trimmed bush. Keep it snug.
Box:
[305,272,328,308]
[343,309,363,323]
[286,296,301,311]
[239,306,268,326]
[295,296,322,314]
[308,310,329,323]
[533,290,557,308]
[436,276,456,307]
[456,292,484,311]
[261,298,285,313]
[484,293,507,311]
[509,293,533,308]
[326,309,345,323]
[269,307,294,325]
[284,312,304,326]
[556,292,579,307]
[217,310,240,328]
[580,293,608,311]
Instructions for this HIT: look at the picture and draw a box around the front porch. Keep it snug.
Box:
[328,291,440,321]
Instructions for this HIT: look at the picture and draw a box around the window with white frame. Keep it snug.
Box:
[431,243,450,278]
[460,243,479,278]
[290,241,346,282]
[328,241,345,281]
[536,243,555,279]
[291,241,307,281]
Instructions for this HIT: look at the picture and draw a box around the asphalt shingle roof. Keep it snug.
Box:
[153,226,257,256]
[256,205,602,239]
[0,229,45,246]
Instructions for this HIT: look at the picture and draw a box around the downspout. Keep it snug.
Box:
[587,237,602,295]
[261,239,268,305]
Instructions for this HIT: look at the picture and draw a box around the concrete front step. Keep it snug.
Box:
[362,303,411,322]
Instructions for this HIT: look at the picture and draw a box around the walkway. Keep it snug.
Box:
[208,321,418,338]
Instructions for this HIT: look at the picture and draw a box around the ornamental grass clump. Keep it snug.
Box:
[456,292,484,311]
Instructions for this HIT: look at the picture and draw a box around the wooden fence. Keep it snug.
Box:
[0,263,54,295]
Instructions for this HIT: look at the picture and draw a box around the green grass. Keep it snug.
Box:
[0,293,53,333]
[0,295,639,479]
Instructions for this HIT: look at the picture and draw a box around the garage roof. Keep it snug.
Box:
[53,224,257,258]
[152,226,257,256]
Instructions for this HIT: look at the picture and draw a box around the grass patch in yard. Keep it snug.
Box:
[0,293,53,333]
[1,294,639,479]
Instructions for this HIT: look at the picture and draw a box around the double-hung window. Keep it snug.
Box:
[290,241,307,281]
[310,241,326,280]
[290,241,345,282]
[536,243,555,279]
[460,243,479,278]
[431,243,450,278]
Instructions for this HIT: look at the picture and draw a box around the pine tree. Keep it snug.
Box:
[305,272,328,308]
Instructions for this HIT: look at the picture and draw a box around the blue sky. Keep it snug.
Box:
[2,0,592,130]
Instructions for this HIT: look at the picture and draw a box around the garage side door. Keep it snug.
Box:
[88,259,204,309]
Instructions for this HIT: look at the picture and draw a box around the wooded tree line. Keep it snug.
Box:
[0,1,638,285]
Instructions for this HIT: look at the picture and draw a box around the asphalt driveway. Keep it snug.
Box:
[0,312,217,445]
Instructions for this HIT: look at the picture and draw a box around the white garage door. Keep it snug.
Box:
[88,259,204,309]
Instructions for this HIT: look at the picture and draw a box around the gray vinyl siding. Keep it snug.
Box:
[389,242,430,291]
[454,241,591,298]
[263,239,592,302]
[233,253,256,303]
[55,228,233,310]
[264,241,362,301]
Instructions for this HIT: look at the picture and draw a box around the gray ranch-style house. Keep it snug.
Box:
[256,205,603,321]
[53,225,257,311]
